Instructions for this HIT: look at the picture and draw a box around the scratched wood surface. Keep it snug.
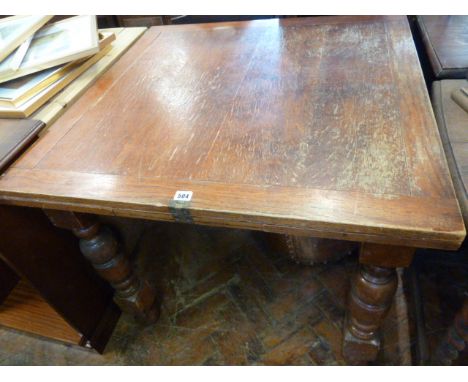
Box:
[0,16,464,249]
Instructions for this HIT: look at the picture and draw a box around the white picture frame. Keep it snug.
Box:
[0,15,99,83]
[0,15,52,62]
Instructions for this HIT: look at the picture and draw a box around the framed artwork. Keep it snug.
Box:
[0,15,99,83]
[0,15,52,62]
[0,31,115,117]
[0,31,114,108]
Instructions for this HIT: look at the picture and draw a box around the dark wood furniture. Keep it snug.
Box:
[429,79,468,365]
[432,80,468,227]
[0,257,18,305]
[417,16,468,79]
[0,204,120,352]
[0,16,464,363]
[0,119,45,173]
[0,118,94,347]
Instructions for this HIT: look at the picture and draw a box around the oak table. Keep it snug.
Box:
[0,16,465,363]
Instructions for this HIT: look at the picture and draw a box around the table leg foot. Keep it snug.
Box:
[44,209,159,324]
[343,264,397,363]
[343,243,415,363]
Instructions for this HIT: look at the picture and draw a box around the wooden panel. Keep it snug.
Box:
[0,279,82,344]
[0,16,464,250]
[417,16,468,79]
[360,242,415,268]
[0,258,19,305]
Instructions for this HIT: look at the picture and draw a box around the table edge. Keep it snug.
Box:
[0,168,465,250]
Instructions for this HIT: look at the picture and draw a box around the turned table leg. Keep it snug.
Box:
[342,243,415,363]
[44,209,160,324]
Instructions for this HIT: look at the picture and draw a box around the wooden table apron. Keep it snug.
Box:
[0,16,465,362]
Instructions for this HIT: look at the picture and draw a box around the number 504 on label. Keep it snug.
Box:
[173,191,193,202]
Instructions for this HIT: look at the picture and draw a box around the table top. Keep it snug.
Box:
[417,16,468,79]
[0,16,465,249]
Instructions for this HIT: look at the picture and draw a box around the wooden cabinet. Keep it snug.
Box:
[0,204,120,353]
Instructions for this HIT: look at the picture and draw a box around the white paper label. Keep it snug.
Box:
[173,190,193,202]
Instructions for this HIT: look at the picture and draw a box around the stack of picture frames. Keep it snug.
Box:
[0,15,116,118]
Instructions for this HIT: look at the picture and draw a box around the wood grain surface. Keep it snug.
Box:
[417,16,468,79]
[0,279,82,345]
[0,16,464,249]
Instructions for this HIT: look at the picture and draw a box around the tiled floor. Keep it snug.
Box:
[0,219,442,366]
